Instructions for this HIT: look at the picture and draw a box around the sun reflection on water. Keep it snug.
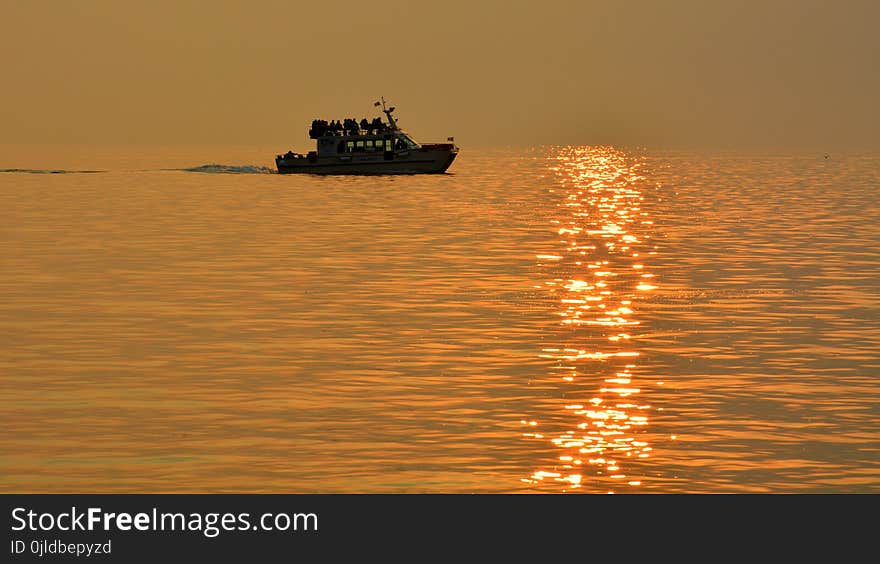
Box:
[523,146,661,492]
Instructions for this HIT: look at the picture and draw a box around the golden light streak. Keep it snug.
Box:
[525,147,662,493]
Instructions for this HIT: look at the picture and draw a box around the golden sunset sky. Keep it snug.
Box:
[2,1,877,148]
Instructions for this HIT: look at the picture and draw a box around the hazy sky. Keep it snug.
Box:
[2,1,878,149]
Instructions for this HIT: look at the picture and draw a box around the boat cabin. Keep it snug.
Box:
[315,131,420,157]
[278,100,422,161]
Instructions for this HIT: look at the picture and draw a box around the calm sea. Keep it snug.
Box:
[1,145,878,493]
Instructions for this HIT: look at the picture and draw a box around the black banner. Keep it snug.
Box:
[1,494,868,561]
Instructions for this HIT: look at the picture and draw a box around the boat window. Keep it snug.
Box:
[385,140,393,151]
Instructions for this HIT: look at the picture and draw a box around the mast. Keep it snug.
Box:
[377,96,399,131]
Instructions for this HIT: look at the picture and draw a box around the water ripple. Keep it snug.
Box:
[1,147,877,492]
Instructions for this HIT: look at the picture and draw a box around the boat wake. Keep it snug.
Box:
[1,165,275,175]
[0,168,105,174]
[179,164,275,174]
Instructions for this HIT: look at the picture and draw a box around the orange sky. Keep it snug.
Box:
[2,1,877,149]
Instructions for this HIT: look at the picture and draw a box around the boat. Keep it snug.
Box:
[275,98,458,175]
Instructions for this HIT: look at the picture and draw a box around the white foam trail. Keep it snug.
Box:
[181,164,275,174]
